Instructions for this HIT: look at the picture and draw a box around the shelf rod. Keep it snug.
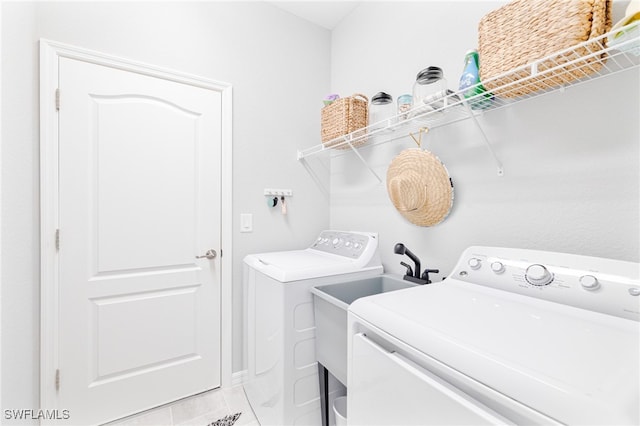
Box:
[462,101,504,176]
[298,156,329,198]
[345,137,383,183]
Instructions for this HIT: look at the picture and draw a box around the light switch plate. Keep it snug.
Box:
[240,213,253,233]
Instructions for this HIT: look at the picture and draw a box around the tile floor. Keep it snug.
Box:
[105,385,259,426]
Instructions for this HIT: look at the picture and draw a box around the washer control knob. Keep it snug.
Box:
[580,275,600,291]
[468,258,482,270]
[353,243,361,250]
[491,261,505,274]
[525,264,554,286]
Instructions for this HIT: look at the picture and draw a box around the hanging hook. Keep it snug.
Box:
[409,127,429,148]
[409,132,420,147]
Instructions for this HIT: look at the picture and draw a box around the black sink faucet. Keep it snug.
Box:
[394,243,439,284]
[394,243,421,279]
[421,267,440,284]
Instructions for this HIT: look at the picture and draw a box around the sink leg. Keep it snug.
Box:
[318,363,329,426]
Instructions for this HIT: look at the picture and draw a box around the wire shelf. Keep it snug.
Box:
[298,23,640,161]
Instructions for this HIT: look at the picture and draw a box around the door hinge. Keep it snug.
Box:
[55,229,60,251]
[55,369,60,391]
[55,88,60,111]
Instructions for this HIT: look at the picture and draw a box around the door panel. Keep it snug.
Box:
[90,286,199,380]
[92,95,198,272]
[58,56,221,425]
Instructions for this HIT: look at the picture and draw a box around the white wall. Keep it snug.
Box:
[329,1,639,277]
[1,1,40,415]
[2,0,639,418]
[1,1,330,414]
[0,0,3,415]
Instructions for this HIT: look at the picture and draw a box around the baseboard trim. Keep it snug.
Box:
[231,370,248,387]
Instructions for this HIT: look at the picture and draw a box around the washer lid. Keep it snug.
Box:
[350,280,640,425]
[244,249,381,282]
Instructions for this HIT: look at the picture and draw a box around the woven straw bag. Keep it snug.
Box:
[321,94,369,149]
[478,0,612,98]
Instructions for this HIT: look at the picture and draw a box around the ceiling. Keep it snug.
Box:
[268,1,361,29]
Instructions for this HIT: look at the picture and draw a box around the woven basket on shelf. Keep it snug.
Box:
[321,93,369,150]
[478,0,612,98]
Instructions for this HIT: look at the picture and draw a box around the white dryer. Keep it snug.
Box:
[243,230,383,426]
[348,246,640,425]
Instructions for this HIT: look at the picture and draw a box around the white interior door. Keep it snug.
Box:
[57,56,222,425]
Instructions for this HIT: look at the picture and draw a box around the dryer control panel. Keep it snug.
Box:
[310,230,376,259]
[451,246,640,321]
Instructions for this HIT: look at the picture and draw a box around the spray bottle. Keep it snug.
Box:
[459,50,493,110]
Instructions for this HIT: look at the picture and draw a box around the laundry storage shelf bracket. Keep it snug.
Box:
[298,23,640,179]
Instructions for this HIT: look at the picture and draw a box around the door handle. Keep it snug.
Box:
[196,249,217,260]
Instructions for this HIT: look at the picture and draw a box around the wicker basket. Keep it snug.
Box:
[478,0,612,98]
[321,93,369,149]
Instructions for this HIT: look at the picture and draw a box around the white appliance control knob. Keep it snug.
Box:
[353,243,361,250]
[491,261,505,274]
[580,275,600,291]
[468,258,481,270]
[525,264,554,286]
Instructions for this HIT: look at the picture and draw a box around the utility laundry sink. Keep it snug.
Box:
[311,274,417,385]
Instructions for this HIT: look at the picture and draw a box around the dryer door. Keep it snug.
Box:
[348,333,509,426]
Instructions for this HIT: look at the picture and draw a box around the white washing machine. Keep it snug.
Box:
[243,230,383,426]
[348,246,640,425]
